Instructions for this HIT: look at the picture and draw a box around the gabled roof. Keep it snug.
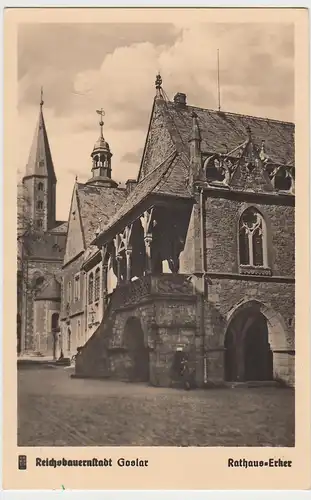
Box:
[139,98,294,181]
[24,104,56,182]
[35,276,61,301]
[76,183,126,247]
[92,151,192,241]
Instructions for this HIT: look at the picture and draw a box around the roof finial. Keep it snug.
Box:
[190,111,201,142]
[96,108,105,138]
[40,86,44,108]
[155,72,163,98]
[246,125,252,141]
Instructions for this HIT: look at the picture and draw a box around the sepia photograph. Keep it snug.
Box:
[16,18,297,449]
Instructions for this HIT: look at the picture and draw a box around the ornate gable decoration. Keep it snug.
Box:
[201,126,295,194]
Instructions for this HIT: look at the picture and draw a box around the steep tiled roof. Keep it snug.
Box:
[24,105,56,181]
[76,184,126,247]
[26,232,66,260]
[98,151,191,236]
[160,100,294,166]
[50,221,68,234]
[35,276,61,301]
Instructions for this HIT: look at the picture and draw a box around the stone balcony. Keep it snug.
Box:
[110,273,195,311]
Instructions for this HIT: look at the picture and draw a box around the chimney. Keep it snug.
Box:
[173,92,187,106]
[125,179,137,195]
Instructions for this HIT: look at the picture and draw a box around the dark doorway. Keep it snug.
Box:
[244,313,273,381]
[171,350,189,382]
[225,309,273,382]
[124,317,149,382]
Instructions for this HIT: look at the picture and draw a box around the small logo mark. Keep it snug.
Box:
[18,455,27,470]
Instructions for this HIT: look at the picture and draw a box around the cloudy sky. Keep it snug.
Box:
[18,22,294,221]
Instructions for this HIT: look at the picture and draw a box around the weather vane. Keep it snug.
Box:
[40,86,44,107]
[96,108,105,137]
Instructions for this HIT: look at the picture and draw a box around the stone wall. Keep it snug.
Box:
[33,299,60,356]
[23,259,62,352]
[204,197,295,276]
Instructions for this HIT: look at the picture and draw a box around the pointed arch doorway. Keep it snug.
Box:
[224,302,275,382]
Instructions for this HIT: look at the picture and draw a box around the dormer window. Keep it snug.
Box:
[274,167,292,191]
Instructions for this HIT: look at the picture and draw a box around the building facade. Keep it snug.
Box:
[18,96,67,357]
[74,77,295,387]
[59,116,126,358]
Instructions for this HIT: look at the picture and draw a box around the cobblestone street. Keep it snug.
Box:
[18,365,295,447]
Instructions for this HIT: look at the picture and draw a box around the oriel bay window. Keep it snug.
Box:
[239,207,268,268]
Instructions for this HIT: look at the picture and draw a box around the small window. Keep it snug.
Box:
[37,200,43,209]
[94,267,100,302]
[38,182,44,191]
[74,274,80,302]
[37,219,43,228]
[88,273,94,305]
[39,160,45,167]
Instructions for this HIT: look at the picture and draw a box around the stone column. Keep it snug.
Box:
[125,248,132,282]
[116,254,123,284]
[144,234,152,274]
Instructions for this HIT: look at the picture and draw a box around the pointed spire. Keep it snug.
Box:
[24,92,56,182]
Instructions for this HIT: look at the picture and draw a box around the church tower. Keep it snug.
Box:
[86,109,118,187]
[22,89,57,232]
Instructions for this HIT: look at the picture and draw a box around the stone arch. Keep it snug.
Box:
[224,299,291,383]
[123,316,149,382]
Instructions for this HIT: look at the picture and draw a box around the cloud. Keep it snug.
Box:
[121,149,144,164]
[18,22,294,221]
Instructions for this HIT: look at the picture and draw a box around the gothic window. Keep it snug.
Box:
[67,281,72,303]
[37,200,43,209]
[74,274,80,301]
[239,208,267,268]
[38,182,44,191]
[37,219,43,228]
[88,273,94,305]
[95,267,100,301]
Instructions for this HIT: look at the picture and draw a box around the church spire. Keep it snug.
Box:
[86,109,118,188]
[24,89,56,182]
[22,90,57,231]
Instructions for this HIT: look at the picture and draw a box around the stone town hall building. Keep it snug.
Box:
[18,76,295,387]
